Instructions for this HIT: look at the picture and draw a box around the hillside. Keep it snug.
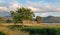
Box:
[42,16,60,23]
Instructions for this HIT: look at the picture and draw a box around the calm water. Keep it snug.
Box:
[42,23,60,25]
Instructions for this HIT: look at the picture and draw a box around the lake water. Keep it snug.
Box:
[42,23,60,25]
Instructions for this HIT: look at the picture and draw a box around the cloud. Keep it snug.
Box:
[0,0,60,12]
[24,0,60,12]
[35,12,60,17]
[9,2,21,11]
[0,7,9,12]
[39,13,51,17]
[28,6,40,11]
[0,0,21,12]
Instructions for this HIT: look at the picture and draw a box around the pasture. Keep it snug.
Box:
[0,23,60,35]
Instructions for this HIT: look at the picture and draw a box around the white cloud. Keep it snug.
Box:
[28,6,40,12]
[0,7,9,12]
[0,0,21,12]
[0,0,60,12]
[24,0,60,12]
[35,12,60,17]
[9,2,21,11]
[40,13,50,17]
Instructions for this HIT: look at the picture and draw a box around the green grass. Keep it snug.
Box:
[0,23,60,35]
[7,25,60,35]
[21,26,57,35]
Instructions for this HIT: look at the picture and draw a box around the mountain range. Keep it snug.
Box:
[42,16,60,23]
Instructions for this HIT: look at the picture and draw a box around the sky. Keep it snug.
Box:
[0,0,60,17]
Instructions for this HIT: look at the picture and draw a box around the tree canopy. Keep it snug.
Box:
[35,16,42,23]
[10,7,35,24]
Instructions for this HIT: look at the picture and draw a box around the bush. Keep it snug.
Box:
[0,32,5,35]
[6,19,12,23]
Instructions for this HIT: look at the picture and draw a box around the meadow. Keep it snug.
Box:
[0,23,60,35]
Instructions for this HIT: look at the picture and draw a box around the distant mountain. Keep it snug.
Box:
[42,16,60,23]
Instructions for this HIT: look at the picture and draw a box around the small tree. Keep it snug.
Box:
[6,19,12,23]
[10,7,35,28]
[0,17,4,23]
[35,16,42,23]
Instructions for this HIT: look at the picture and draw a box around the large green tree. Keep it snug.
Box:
[10,7,35,27]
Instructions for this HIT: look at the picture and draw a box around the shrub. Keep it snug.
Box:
[0,32,5,35]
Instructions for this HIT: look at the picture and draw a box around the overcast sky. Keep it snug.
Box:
[0,0,60,17]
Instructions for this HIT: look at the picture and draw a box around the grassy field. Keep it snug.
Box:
[0,23,60,35]
[1,23,60,27]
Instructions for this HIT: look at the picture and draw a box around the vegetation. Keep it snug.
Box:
[21,27,57,35]
[0,23,60,35]
[6,19,12,23]
[10,7,35,28]
[0,17,4,23]
[0,32,5,35]
[10,7,34,23]
[35,16,42,23]
[0,6,60,35]
[7,24,60,35]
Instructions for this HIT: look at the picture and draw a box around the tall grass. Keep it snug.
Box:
[7,25,60,35]
[20,26,57,35]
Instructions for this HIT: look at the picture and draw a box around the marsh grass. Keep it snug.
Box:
[7,24,60,35]
[0,23,60,35]
[21,27,57,35]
